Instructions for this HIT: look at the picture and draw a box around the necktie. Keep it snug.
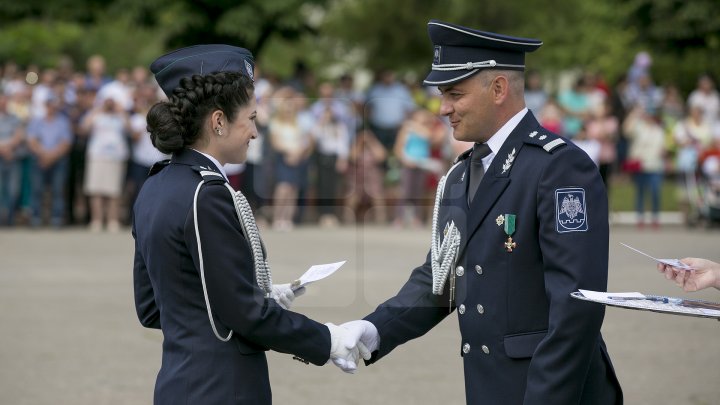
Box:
[467,143,491,204]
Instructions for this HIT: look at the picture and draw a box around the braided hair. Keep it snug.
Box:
[147,71,254,154]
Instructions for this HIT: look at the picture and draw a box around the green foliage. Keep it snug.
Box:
[0,21,84,67]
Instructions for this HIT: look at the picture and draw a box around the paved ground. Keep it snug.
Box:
[0,224,719,405]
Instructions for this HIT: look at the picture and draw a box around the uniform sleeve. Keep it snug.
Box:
[132,224,161,329]
[185,183,331,366]
[524,146,609,404]
[363,252,451,363]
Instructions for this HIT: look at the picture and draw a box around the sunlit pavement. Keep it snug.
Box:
[1,224,718,405]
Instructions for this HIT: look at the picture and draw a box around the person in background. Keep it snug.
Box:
[80,97,129,232]
[0,94,25,226]
[623,105,666,228]
[26,98,72,227]
[345,128,387,224]
[585,98,619,187]
[312,103,349,227]
[392,109,437,227]
[365,69,415,150]
[524,69,547,115]
[558,76,590,139]
[269,87,312,231]
[687,73,719,130]
[658,258,720,292]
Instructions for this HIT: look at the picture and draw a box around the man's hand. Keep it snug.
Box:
[270,283,305,310]
[325,323,360,373]
[339,320,379,361]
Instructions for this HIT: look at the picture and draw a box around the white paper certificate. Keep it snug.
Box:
[291,260,346,290]
[619,243,695,270]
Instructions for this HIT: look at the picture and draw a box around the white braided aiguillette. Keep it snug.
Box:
[431,163,462,295]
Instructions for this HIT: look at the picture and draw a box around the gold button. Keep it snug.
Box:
[477,304,484,314]
[475,265,483,275]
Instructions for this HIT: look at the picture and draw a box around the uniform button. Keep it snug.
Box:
[462,343,471,354]
[456,266,465,277]
[481,345,490,354]
[458,304,465,314]
[475,265,483,275]
[477,304,485,314]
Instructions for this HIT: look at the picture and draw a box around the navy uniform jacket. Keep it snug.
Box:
[133,148,330,405]
[364,112,623,404]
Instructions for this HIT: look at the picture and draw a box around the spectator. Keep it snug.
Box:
[586,98,619,186]
[345,128,387,224]
[365,70,415,149]
[557,76,591,139]
[524,70,548,115]
[674,103,713,174]
[80,97,129,232]
[83,55,111,92]
[623,105,666,228]
[65,87,96,226]
[30,69,57,119]
[0,94,25,226]
[26,98,73,227]
[392,109,439,227]
[97,68,134,112]
[269,89,312,231]
[687,73,720,130]
[538,98,564,135]
[311,103,350,228]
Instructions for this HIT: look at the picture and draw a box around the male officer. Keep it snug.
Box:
[340,20,623,404]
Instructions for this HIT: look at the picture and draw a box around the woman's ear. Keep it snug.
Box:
[210,109,225,136]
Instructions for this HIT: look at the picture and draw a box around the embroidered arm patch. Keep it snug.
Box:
[555,188,588,233]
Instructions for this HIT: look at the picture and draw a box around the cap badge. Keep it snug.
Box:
[244,60,254,81]
[433,45,442,65]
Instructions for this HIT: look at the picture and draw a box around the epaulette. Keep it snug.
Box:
[191,165,226,183]
[523,130,566,153]
[453,146,474,164]
[148,159,171,176]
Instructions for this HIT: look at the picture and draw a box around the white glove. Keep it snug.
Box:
[270,283,305,310]
[325,323,360,374]
[339,320,379,361]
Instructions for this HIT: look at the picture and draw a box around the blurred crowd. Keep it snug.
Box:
[1,52,719,231]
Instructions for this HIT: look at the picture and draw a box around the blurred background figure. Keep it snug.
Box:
[345,128,387,224]
[0,94,25,226]
[585,98,619,187]
[80,97,129,232]
[311,96,350,228]
[26,98,72,227]
[524,69,548,116]
[269,88,313,231]
[687,74,719,130]
[623,105,666,229]
[365,70,415,150]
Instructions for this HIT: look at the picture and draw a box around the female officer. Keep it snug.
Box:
[132,45,357,404]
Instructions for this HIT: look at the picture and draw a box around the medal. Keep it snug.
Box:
[502,214,517,252]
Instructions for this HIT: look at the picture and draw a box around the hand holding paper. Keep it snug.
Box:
[620,243,695,271]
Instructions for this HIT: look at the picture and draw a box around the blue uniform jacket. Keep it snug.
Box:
[364,112,623,404]
[133,148,330,405]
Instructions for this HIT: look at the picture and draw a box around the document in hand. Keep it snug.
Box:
[620,243,695,270]
[290,261,346,291]
[572,289,720,319]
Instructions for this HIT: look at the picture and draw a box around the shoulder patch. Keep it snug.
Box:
[148,159,171,176]
[191,165,226,183]
[523,129,566,153]
[555,187,588,233]
[453,146,473,164]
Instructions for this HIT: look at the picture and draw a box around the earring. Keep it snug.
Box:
[215,127,223,136]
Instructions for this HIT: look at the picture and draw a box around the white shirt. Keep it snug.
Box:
[480,108,528,172]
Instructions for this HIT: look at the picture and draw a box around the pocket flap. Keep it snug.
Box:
[503,330,546,359]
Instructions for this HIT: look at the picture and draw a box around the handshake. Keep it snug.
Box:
[325,320,379,374]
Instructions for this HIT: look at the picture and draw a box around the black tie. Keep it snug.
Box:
[468,143,491,204]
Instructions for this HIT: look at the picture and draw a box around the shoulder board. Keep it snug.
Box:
[453,146,473,164]
[191,165,226,183]
[148,159,171,176]
[523,130,566,153]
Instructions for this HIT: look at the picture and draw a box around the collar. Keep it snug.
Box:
[190,148,228,181]
[477,108,528,169]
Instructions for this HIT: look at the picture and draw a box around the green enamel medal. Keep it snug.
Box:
[503,214,517,252]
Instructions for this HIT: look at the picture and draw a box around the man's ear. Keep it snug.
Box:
[492,75,509,104]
